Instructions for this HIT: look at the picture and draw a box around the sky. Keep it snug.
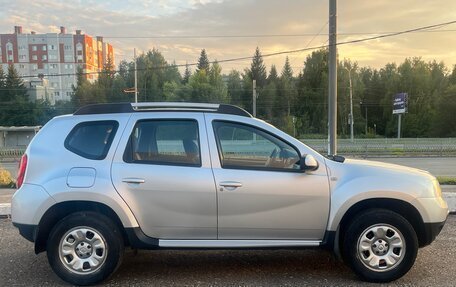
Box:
[1,0,456,74]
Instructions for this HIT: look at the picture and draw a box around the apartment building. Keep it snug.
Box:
[0,26,114,102]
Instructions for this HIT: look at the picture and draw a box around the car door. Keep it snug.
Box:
[205,114,330,240]
[111,113,217,239]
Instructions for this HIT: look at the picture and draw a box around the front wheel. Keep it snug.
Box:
[343,209,418,283]
[47,212,124,285]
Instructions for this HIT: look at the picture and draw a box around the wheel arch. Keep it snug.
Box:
[333,198,428,257]
[34,201,130,254]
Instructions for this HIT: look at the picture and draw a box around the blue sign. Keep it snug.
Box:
[393,93,408,114]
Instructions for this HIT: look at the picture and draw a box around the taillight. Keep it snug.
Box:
[17,154,28,189]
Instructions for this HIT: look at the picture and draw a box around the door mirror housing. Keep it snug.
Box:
[301,154,319,172]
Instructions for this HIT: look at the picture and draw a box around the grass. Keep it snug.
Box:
[437,176,456,185]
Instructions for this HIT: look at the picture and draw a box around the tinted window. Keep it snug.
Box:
[213,121,300,171]
[65,121,118,160]
[124,120,201,166]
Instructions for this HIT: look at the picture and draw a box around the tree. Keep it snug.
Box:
[0,65,34,125]
[259,65,279,122]
[0,66,5,102]
[280,56,295,115]
[188,69,212,103]
[433,84,456,136]
[296,49,328,135]
[183,63,191,84]
[196,49,210,72]
[247,47,267,88]
[98,56,115,102]
[208,61,228,103]
[274,57,297,133]
[227,70,243,106]
[267,65,278,84]
[72,66,96,107]
[282,56,293,80]
[6,64,28,102]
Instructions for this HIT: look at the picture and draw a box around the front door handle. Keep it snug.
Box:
[219,181,243,190]
[122,178,145,184]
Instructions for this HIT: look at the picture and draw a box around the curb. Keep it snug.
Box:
[1,193,455,217]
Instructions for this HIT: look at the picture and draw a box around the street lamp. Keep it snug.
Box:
[344,67,354,142]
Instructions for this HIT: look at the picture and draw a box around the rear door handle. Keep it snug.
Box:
[219,181,243,190]
[122,178,145,184]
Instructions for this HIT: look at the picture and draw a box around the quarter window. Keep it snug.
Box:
[213,121,300,171]
[65,121,118,160]
[124,120,200,166]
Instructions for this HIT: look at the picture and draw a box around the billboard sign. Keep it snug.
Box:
[393,93,408,114]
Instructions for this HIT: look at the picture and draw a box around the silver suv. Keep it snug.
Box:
[12,102,448,285]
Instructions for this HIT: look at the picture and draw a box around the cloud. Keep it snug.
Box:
[1,0,456,73]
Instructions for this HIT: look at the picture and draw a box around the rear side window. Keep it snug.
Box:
[65,121,118,160]
[123,119,201,166]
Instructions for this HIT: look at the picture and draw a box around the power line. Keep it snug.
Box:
[102,28,456,39]
[15,19,456,80]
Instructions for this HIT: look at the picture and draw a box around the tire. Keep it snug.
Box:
[342,208,418,283]
[46,212,124,285]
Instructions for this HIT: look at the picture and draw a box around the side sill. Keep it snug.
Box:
[124,227,322,249]
[159,239,321,249]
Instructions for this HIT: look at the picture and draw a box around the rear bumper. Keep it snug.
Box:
[12,222,37,242]
[11,183,55,225]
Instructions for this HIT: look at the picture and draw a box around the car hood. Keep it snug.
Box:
[343,158,434,178]
[325,158,438,198]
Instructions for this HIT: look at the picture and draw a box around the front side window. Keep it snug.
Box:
[124,120,201,166]
[213,121,301,171]
[65,121,118,160]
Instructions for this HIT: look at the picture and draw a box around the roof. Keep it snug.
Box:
[74,102,252,118]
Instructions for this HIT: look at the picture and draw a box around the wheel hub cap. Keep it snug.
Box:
[59,227,108,275]
[357,224,406,272]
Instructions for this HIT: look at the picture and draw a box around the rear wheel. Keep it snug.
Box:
[343,209,418,282]
[47,212,124,285]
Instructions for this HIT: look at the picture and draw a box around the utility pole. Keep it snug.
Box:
[328,0,337,155]
[345,68,354,142]
[252,80,257,117]
[134,48,138,103]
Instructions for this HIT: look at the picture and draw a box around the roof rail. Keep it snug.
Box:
[132,102,219,110]
[73,102,252,117]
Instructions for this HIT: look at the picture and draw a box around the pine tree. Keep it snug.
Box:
[267,65,278,83]
[197,49,210,72]
[0,65,33,125]
[98,57,115,102]
[183,63,191,84]
[72,66,94,107]
[6,64,28,102]
[249,47,267,88]
[282,56,293,80]
[278,56,296,124]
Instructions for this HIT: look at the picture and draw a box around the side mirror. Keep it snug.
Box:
[301,154,319,172]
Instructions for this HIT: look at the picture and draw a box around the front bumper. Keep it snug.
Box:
[420,217,447,247]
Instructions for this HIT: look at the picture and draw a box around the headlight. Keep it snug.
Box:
[432,178,442,198]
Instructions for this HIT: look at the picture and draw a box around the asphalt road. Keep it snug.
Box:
[365,157,456,177]
[0,216,455,286]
